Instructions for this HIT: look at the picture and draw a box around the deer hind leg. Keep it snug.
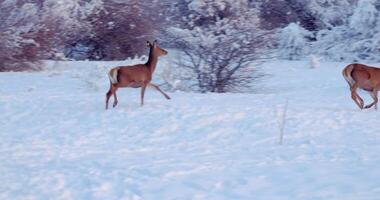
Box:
[365,89,378,109]
[105,84,118,110]
[112,86,119,108]
[350,84,364,109]
[148,83,171,100]
[140,83,147,106]
[105,83,112,110]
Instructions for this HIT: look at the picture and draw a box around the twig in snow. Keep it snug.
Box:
[278,99,289,145]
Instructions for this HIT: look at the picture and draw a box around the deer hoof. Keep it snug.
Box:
[364,105,372,109]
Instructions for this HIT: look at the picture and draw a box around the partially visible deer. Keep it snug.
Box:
[105,40,170,109]
[342,63,380,109]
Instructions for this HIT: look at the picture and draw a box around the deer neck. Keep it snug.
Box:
[146,48,158,74]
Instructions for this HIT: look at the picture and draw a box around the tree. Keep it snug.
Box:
[309,0,380,62]
[0,0,168,70]
[258,0,320,31]
[349,0,378,35]
[0,0,102,71]
[0,1,41,71]
[164,0,270,93]
[70,0,168,60]
[277,23,312,60]
[307,0,355,28]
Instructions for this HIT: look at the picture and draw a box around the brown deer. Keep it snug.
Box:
[342,63,380,109]
[105,40,170,109]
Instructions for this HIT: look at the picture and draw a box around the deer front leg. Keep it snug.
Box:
[105,87,113,110]
[140,84,147,106]
[148,83,171,100]
[106,91,111,110]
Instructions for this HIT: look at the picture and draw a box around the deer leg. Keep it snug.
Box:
[105,84,113,110]
[106,84,118,110]
[365,89,378,109]
[351,84,364,109]
[148,83,171,100]
[140,84,147,106]
[112,86,118,108]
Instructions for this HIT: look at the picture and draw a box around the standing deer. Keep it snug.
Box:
[105,40,170,109]
[342,63,380,109]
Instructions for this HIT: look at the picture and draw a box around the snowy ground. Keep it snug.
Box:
[1,58,380,200]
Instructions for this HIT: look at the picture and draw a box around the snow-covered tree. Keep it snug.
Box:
[165,0,269,93]
[270,0,380,62]
[349,0,378,35]
[309,0,380,61]
[258,0,321,31]
[306,0,355,28]
[277,23,312,60]
[0,0,103,71]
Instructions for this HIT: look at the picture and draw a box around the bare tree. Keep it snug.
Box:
[0,1,41,71]
[80,0,168,60]
[164,0,271,93]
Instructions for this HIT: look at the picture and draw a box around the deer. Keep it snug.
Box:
[105,40,170,110]
[342,63,380,110]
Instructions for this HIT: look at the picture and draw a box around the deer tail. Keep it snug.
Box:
[108,67,119,84]
[342,64,355,87]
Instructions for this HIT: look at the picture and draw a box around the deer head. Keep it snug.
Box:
[147,40,168,57]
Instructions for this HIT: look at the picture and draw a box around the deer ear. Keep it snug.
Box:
[153,40,158,46]
[146,41,151,47]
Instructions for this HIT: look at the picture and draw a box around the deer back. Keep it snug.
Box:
[116,64,152,86]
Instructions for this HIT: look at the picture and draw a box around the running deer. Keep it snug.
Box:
[105,40,170,109]
[342,63,380,109]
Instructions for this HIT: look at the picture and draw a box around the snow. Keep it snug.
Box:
[1,58,380,199]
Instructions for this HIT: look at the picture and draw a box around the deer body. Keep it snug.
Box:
[342,63,380,109]
[105,40,170,109]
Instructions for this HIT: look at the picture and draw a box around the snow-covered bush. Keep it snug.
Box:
[277,23,312,60]
[165,0,269,93]
[349,0,378,35]
[307,0,354,28]
[310,0,380,62]
[272,0,380,62]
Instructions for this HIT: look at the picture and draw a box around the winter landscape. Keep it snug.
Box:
[1,0,380,200]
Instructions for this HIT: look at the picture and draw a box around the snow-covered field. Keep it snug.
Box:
[1,58,380,200]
